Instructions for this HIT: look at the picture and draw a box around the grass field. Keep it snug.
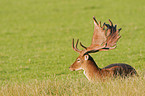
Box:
[0,0,145,95]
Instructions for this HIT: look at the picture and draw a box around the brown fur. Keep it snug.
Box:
[69,54,138,81]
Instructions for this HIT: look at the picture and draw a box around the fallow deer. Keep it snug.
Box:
[69,16,138,81]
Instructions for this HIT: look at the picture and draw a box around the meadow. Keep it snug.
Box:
[0,0,145,95]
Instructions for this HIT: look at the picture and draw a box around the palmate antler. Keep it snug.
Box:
[72,16,121,55]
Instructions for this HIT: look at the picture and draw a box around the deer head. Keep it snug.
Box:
[69,16,121,72]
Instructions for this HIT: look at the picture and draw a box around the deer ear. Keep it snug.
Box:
[85,55,89,60]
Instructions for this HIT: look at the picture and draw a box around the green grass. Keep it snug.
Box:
[0,0,145,95]
[0,75,145,96]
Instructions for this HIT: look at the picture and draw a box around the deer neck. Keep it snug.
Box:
[82,58,101,81]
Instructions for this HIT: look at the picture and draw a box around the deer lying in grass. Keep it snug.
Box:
[69,16,138,81]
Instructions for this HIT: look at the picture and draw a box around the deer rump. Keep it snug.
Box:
[102,63,138,77]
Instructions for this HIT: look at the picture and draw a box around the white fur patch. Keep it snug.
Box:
[75,67,82,71]
[83,71,89,80]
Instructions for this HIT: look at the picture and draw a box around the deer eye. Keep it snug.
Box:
[77,58,80,62]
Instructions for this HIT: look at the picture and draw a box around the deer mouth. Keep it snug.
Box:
[69,67,75,71]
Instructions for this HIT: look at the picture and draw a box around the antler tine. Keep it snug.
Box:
[114,25,117,29]
[99,21,101,27]
[102,23,106,29]
[72,38,75,50]
[80,42,87,49]
[115,36,121,42]
[93,16,99,25]
[72,39,81,53]
[118,28,122,32]
[108,19,113,26]
[75,39,79,49]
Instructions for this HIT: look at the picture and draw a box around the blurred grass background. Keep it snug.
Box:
[0,0,145,95]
